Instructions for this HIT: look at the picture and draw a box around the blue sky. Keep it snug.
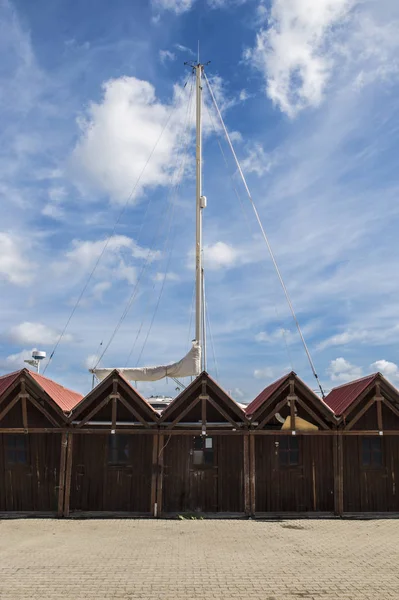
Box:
[1,0,399,401]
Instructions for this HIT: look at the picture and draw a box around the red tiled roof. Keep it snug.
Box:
[27,371,83,412]
[246,372,292,416]
[0,371,20,397]
[324,374,378,416]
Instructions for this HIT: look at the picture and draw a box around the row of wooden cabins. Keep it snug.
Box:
[0,367,398,517]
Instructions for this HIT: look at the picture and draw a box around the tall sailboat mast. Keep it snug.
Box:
[195,62,205,368]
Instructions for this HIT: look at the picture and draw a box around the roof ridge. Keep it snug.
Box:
[328,372,378,393]
[0,369,21,380]
[29,370,82,397]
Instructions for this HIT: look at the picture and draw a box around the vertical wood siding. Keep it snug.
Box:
[69,434,153,513]
[0,434,61,512]
[162,435,245,514]
[254,435,334,513]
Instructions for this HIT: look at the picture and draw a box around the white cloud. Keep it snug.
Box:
[371,359,399,382]
[203,241,239,270]
[255,328,295,344]
[153,272,180,282]
[7,322,73,346]
[57,235,160,286]
[317,329,369,350]
[241,143,276,177]
[174,43,196,56]
[246,0,356,117]
[254,366,276,380]
[160,49,176,63]
[0,348,33,372]
[71,76,192,202]
[152,0,194,14]
[327,357,363,383]
[84,353,100,369]
[0,232,35,286]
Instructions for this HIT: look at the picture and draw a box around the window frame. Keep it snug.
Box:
[361,436,384,469]
[5,434,28,466]
[107,434,131,467]
[278,435,301,468]
[192,436,215,469]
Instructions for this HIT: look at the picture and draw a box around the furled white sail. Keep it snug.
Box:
[91,341,201,382]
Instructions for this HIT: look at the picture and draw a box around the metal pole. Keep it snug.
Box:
[195,63,203,352]
[202,268,207,372]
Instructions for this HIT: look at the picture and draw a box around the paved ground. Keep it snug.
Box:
[0,519,398,599]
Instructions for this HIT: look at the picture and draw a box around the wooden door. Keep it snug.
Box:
[1,434,33,511]
[188,436,218,512]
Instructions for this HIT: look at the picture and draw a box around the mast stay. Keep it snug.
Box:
[91,62,208,383]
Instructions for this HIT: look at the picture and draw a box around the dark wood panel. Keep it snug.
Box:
[255,435,334,513]
[217,436,244,512]
[0,434,61,512]
[69,434,153,513]
[343,435,398,512]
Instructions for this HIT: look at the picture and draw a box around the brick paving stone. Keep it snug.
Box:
[0,519,398,599]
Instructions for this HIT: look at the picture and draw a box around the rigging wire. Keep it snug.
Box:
[134,83,196,367]
[205,289,219,381]
[203,89,295,374]
[43,74,193,376]
[204,72,325,399]
[123,76,195,367]
[94,73,196,369]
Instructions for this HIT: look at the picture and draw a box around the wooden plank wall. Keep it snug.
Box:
[68,434,153,514]
[254,435,334,513]
[0,433,61,512]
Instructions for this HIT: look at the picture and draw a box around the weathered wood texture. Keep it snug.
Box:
[69,434,153,513]
[254,435,334,513]
[162,435,245,514]
[0,433,61,512]
[343,435,399,512]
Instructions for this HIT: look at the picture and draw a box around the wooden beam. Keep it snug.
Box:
[381,397,399,420]
[57,433,68,517]
[243,435,250,516]
[376,398,383,431]
[156,434,164,516]
[207,396,239,429]
[76,395,111,428]
[0,394,21,423]
[251,380,291,422]
[21,397,28,430]
[111,397,117,431]
[249,434,256,516]
[20,380,28,430]
[28,396,60,427]
[295,396,330,430]
[118,395,149,427]
[201,394,207,432]
[256,398,288,430]
[165,396,201,429]
[63,433,74,517]
[150,434,159,517]
[345,395,376,430]
[337,433,344,516]
[289,393,296,431]
[0,377,21,408]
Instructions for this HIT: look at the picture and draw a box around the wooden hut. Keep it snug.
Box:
[246,372,337,516]
[325,373,399,514]
[157,371,249,516]
[65,370,159,517]
[0,368,82,515]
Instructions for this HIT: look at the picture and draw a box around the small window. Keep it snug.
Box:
[108,435,130,465]
[192,436,214,467]
[362,437,383,468]
[278,436,300,467]
[6,435,28,465]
